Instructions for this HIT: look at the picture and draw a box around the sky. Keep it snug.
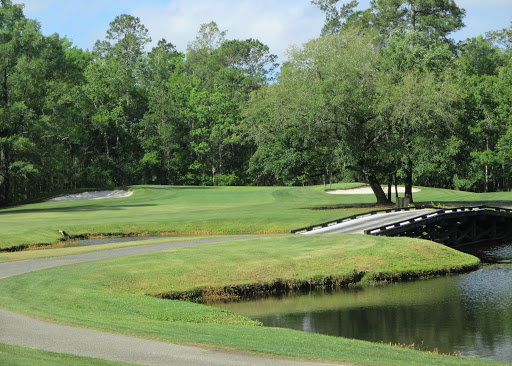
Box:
[20,0,512,62]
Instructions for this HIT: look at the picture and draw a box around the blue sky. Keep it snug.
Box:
[20,0,512,61]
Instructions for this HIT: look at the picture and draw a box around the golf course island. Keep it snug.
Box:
[1,184,511,366]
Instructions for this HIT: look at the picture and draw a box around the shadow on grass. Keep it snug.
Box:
[0,204,157,215]
[301,200,512,211]
[141,186,215,190]
[416,200,512,208]
[300,203,390,210]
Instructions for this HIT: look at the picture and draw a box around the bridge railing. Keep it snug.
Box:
[364,205,512,236]
[290,207,418,234]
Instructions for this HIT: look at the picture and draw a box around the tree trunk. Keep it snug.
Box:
[409,0,417,31]
[0,145,9,206]
[387,174,392,202]
[368,174,391,205]
[0,68,9,206]
[404,160,414,204]
[394,170,398,199]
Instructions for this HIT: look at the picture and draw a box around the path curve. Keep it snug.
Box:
[0,236,343,366]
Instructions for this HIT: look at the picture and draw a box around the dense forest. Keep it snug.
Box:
[1,0,512,206]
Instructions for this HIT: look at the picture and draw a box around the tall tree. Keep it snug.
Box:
[311,0,359,35]
[93,14,151,68]
[245,29,392,203]
[86,14,151,185]
[312,0,465,40]
[0,1,67,205]
[367,0,465,39]
[378,30,459,201]
[451,36,506,192]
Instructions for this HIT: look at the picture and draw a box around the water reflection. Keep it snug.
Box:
[217,243,512,362]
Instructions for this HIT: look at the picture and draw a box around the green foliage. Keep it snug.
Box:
[1,1,512,205]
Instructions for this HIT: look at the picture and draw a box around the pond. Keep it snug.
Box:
[216,242,512,362]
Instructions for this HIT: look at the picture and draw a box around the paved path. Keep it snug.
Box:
[0,237,342,366]
[299,209,438,235]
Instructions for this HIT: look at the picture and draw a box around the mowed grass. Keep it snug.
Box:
[0,235,496,366]
[1,183,512,250]
[0,235,230,263]
[105,235,479,298]
[0,343,140,366]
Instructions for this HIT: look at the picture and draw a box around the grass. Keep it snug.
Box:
[0,343,140,366]
[1,184,511,365]
[0,235,233,263]
[104,235,479,300]
[2,183,512,250]
[0,235,498,366]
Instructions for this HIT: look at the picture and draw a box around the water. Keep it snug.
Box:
[75,237,164,246]
[217,242,512,362]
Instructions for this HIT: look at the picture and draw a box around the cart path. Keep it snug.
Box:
[0,236,344,366]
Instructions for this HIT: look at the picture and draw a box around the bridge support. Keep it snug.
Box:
[364,206,512,248]
[390,213,512,247]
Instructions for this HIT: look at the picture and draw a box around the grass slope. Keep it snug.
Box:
[0,343,139,366]
[1,184,512,250]
[0,235,496,366]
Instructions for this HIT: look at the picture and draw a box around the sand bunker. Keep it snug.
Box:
[326,185,421,195]
[47,190,133,202]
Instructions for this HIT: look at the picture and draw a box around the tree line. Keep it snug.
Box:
[1,0,512,206]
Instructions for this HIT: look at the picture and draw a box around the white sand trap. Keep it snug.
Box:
[47,190,133,202]
[326,185,421,195]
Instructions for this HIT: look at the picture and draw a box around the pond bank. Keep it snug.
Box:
[157,264,479,303]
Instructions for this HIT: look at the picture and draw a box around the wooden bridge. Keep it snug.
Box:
[292,205,512,247]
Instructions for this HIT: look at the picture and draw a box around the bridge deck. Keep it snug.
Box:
[295,206,512,246]
[298,209,437,235]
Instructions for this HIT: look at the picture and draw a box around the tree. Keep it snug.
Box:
[367,0,465,39]
[311,0,359,35]
[85,14,151,185]
[186,22,278,97]
[0,1,68,205]
[452,36,508,192]
[377,31,460,202]
[93,14,151,68]
[245,29,393,203]
[312,0,465,40]
[487,22,512,50]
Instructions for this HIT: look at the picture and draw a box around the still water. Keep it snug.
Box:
[217,242,512,362]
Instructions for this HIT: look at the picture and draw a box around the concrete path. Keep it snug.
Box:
[299,209,438,235]
[0,236,342,366]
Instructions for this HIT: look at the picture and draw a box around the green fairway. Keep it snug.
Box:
[0,234,495,366]
[1,184,511,365]
[0,343,140,366]
[1,184,512,250]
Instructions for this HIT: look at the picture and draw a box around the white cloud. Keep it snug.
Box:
[19,0,512,57]
[457,0,512,7]
[132,0,324,62]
